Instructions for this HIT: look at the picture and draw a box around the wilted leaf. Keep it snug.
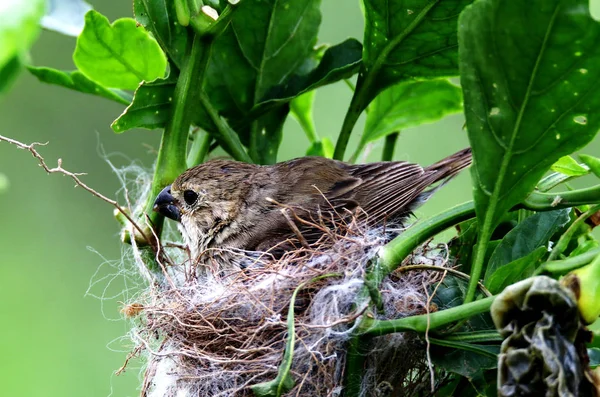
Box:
[133,0,191,69]
[551,155,589,177]
[359,79,462,152]
[41,0,92,36]
[28,66,131,105]
[461,0,600,233]
[484,209,570,281]
[74,10,167,90]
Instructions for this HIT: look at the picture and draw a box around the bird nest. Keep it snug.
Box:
[122,212,452,397]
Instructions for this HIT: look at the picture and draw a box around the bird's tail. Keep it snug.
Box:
[424,147,472,179]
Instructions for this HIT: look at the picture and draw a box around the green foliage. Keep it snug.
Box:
[28,66,131,105]
[73,10,167,90]
[9,0,600,395]
[354,79,463,160]
[0,0,45,95]
[459,0,600,302]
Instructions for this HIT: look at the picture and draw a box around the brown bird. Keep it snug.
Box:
[153,148,471,271]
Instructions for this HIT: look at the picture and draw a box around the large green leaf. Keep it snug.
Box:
[359,0,473,105]
[255,39,362,111]
[249,105,289,165]
[27,66,131,105]
[484,209,571,282]
[355,79,463,157]
[461,0,600,231]
[460,0,600,301]
[485,246,547,295]
[111,76,177,132]
[0,0,45,86]
[205,0,322,119]
[133,0,191,69]
[73,10,167,90]
[41,0,92,36]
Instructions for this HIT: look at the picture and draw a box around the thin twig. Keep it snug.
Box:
[0,134,153,247]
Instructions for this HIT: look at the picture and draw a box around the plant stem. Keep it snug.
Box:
[186,129,212,167]
[547,203,600,262]
[333,79,367,161]
[522,184,600,210]
[439,330,502,343]
[537,247,600,275]
[362,296,496,336]
[333,0,438,161]
[143,34,210,237]
[378,201,476,278]
[381,131,399,161]
[199,93,253,162]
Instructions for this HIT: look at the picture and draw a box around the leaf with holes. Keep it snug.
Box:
[28,66,131,105]
[133,0,191,69]
[460,0,600,237]
[358,0,473,107]
[74,10,167,90]
[356,79,463,157]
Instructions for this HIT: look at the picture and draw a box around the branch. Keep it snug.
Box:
[0,134,153,248]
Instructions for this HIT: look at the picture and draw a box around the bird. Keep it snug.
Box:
[153,148,471,272]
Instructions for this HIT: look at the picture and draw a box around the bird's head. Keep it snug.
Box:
[152,161,257,252]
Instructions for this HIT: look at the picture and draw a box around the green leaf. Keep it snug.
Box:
[484,209,571,282]
[133,0,191,69]
[551,155,589,177]
[249,105,289,165]
[111,76,176,132]
[580,154,600,179]
[358,79,463,154]
[0,56,22,96]
[205,0,322,119]
[461,0,600,232]
[486,246,547,294]
[360,0,473,105]
[27,66,131,105]
[73,10,167,90]
[41,0,92,36]
[255,39,363,111]
[460,0,600,301]
[290,91,317,143]
[0,0,45,70]
[306,138,334,158]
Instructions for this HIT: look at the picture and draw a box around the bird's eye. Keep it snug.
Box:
[183,190,199,205]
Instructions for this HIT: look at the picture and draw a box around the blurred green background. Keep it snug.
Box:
[1,1,599,396]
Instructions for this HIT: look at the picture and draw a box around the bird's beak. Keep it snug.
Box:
[153,185,181,221]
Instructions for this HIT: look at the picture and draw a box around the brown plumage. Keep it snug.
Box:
[153,148,471,270]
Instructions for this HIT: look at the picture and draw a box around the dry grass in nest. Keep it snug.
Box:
[123,212,452,397]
